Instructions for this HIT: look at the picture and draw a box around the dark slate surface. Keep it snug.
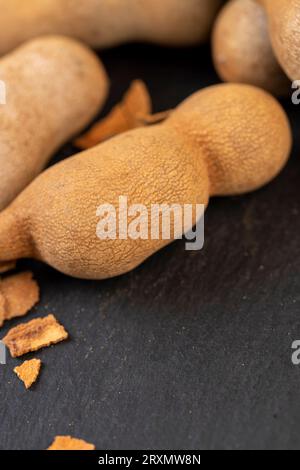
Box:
[1,43,300,451]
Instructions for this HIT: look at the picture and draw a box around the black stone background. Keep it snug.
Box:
[0,43,300,450]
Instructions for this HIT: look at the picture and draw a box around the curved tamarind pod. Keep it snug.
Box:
[212,0,289,95]
[0,0,222,55]
[0,84,291,280]
[0,36,109,210]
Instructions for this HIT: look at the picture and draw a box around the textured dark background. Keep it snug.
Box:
[1,43,300,451]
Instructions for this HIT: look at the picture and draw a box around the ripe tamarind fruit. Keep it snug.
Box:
[258,0,300,81]
[0,35,109,210]
[0,0,222,55]
[0,84,291,280]
[212,0,290,95]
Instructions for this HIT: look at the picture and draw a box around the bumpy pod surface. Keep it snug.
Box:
[258,0,300,81]
[0,36,109,210]
[0,84,291,280]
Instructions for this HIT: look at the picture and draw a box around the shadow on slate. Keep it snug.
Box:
[1,43,300,450]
